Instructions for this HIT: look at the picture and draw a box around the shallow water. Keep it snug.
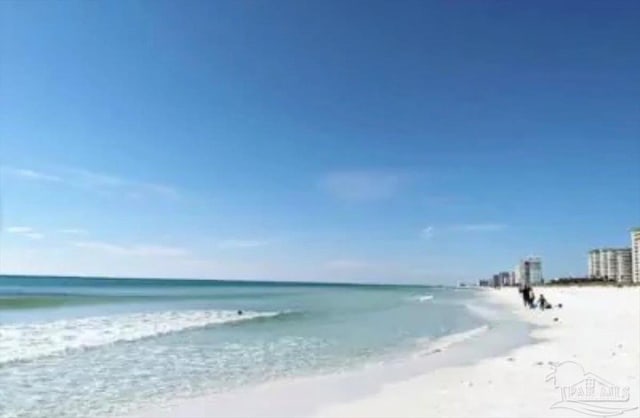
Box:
[0,276,491,418]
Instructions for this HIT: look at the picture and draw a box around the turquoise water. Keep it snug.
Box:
[0,276,488,418]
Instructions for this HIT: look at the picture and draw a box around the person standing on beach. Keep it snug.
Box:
[522,285,534,308]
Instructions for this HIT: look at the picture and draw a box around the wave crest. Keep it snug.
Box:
[0,309,279,365]
[410,294,434,302]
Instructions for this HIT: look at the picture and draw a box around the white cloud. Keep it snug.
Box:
[421,226,434,240]
[64,168,179,199]
[2,167,62,183]
[218,239,270,249]
[0,244,456,284]
[67,168,124,188]
[3,165,178,200]
[6,226,44,240]
[73,241,189,257]
[319,170,402,201]
[7,226,34,233]
[450,223,507,232]
[0,246,213,279]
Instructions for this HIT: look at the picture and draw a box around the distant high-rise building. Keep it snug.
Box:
[616,249,632,282]
[513,264,522,286]
[492,274,501,288]
[588,248,632,282]
[518,257,543,285]
[499,271,511,286]
[599,250,609,278]
[632,228,640,283]
[589,249,601,278]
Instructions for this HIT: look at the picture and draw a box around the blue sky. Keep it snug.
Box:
[1,1,638,283]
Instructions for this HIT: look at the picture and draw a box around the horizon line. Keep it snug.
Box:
[0,273,448,288]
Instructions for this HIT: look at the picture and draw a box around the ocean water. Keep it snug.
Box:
[0,276,493,418]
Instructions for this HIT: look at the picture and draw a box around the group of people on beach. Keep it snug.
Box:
[520,285,552,310]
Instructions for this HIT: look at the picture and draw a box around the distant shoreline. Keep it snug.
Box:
[486,281,639,289]
[542,281,640,287]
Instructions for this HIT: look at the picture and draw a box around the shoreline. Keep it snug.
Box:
[316,286,640,417]
[127,286,640,418]
[126,290,534,418]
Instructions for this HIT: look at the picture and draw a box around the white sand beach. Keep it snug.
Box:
[316,287,640,418]
[130,287,640,418]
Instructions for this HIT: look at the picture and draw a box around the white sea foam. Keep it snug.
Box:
[411,294,434,302]
[415,324,490,356]
[0,309,279,365]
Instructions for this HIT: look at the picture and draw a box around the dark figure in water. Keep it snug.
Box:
[237,310,243,315]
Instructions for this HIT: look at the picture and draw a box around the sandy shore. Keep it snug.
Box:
[129,287,639,418]
[316,287,640,418]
